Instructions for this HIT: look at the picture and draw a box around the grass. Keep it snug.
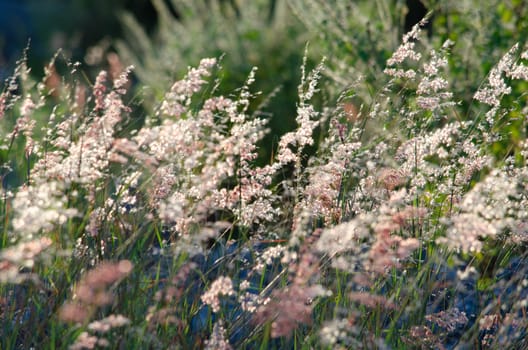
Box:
[1,5,528,350]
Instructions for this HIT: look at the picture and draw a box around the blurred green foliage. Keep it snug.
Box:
[289,0,528,161]
[290,0,528,109]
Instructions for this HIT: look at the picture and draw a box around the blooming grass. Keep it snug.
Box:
[1,19,528,350]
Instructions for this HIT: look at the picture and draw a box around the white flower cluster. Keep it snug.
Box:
[12,181,77,240]
[160,58,217,117]
[416,48,454,111]
[474,44,528,126]
[87,314,130,333]
[204,320,232,350]
[396,121,489,197]
[384,19,426,79]
[277,58,325,165]
[319,318,359,347]
[201,276,235,313]
[439,166,528,252]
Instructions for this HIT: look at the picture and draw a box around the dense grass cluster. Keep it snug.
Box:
[1,2,528,349]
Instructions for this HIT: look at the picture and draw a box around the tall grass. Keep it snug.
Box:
[1,8,528,350]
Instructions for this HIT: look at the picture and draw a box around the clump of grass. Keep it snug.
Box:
[1,12,528,350]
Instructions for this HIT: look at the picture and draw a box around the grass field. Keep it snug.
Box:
[1,3,528,349]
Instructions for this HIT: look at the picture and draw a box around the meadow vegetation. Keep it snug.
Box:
[1,1,528,349]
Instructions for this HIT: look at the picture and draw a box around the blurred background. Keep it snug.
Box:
[0,0,159,80]
[1,0,527,163]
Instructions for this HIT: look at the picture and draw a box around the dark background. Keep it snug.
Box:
[0,0,160,79]
[0,0,429,80]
